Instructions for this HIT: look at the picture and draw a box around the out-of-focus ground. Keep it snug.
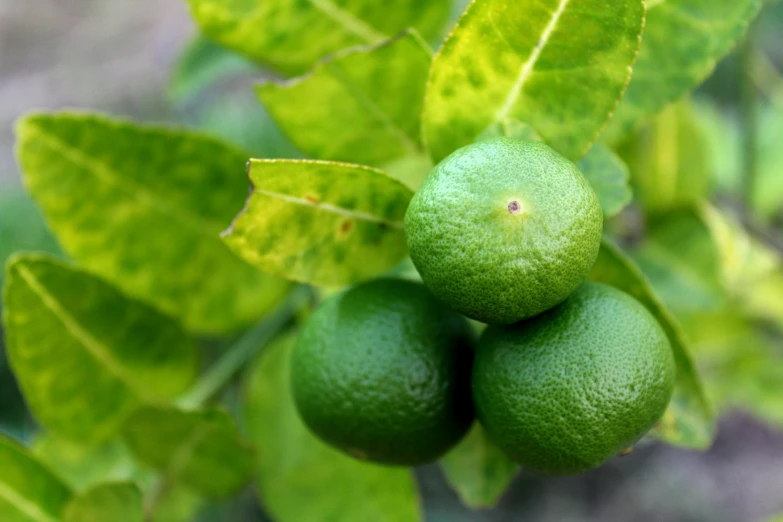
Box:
[1,2,782,522]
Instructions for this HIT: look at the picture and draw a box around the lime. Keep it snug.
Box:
[291,278,475,466]
[472,282,675,475]
[405,138,603,324]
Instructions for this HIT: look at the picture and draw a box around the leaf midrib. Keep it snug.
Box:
[495,0,572,122]
[252,188,405,230]
[15,264,150,400]
[307,0,387,43]
[24,125,229,237]
[0,479,62,522]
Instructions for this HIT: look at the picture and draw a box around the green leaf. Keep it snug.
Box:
[168,35,255,103]
[15,112,290,334]
[577,144,633,218]
[258,31,433,186]
[2,254,198,443]
[222,159,412,287]
[63,482,143,522]
[422,0,645,162]
[699,204,783,328]
[589,239,715,449]
[32,437,145,493]
[186,0,450,76]
[632,210,725,314]
[603,0,762,141]
[439,423,518,509]
[122,406,255,499]
[0,434,72,522]
[243,335,421,522]
[0,188,61,289]
[617,99,710,214]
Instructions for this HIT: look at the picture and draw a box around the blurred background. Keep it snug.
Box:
[1,1,783,521]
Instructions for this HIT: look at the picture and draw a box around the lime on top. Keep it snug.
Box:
[405,138,603,324]
[473,282,675,475]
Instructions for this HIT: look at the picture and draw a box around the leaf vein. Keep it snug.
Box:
[0,480,61,522]
[307,0,387,43]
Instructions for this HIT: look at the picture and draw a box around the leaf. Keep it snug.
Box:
[2,254,198,443]
[15,112,291,334]
[243,334,421,522]
[122,406,255,499]
[577,144,633,218]
[32,437,145,493]
[603,0,762,141]
[258,31,431,170]
[168,35,256,103]
[0,188,61,290]
[632,210,725,314]
[589,239,715,449]
[617,99,710,214]
[0,434,72,522]
[186,0,450,76]
[63,482,143,522]
[222,159,413,287]
[422,0,645,163]
[698,204,783,328]
[439,423,518,508]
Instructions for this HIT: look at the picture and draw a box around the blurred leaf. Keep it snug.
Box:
[618,99,710,214]
[577,144,633,218]
[699,204,783,328]
[63,482,143,522]
[186,0,450,76]
[223,160,412,287]
[0,188,61,289]
[2,254,197,443]
[691,99,742,194]
[440,423,518,508]
[603,0,762,141]
[122,406,255,499]
[32,437,145,493]
[589,239,715,449]
[258,30,432,177]
[16,112,290,334]
[169,35,255,103]
[149,485,203,522]
[422,0,645,162]
[477,118,542,143]
[0,433,72,522]
[756,106,783,219]
[243,335,421,522]
[633,210,725,314]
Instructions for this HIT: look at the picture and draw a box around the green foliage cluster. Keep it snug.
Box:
[1,0,780,519]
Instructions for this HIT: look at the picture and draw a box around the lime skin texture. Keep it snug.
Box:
[473,282,675,476]
[290,278,476,467]
[405,137,603,325]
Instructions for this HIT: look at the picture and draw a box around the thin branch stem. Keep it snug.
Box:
[739,24,759,218]
[176,286,309,409]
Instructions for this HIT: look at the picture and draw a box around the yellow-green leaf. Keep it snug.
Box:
[15,112,290,334]
[422,0,645,162]
[63,483,143,522]
[243,335,421,522]
[258,30,432,176]
[617,99,710,214]
[186,0,450,76]
[2,254,198,443]
[589,239,715,449]
[577,144,633,218]
[440,423,518,508]
[604,0,762,141]
[122,406,255,499]
[223,160,412,287]
[0,434,72,522]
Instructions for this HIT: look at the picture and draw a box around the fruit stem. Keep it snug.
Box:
[176,285,310,409]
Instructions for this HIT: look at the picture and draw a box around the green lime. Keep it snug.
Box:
[473,282,675,475]
[291,278,476,466]
[405,138,603,324]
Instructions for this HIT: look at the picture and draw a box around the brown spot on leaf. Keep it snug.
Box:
[348,448,367,460]
[619,446,633,457]
[304,193,320,205]
[338,219,353,238]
